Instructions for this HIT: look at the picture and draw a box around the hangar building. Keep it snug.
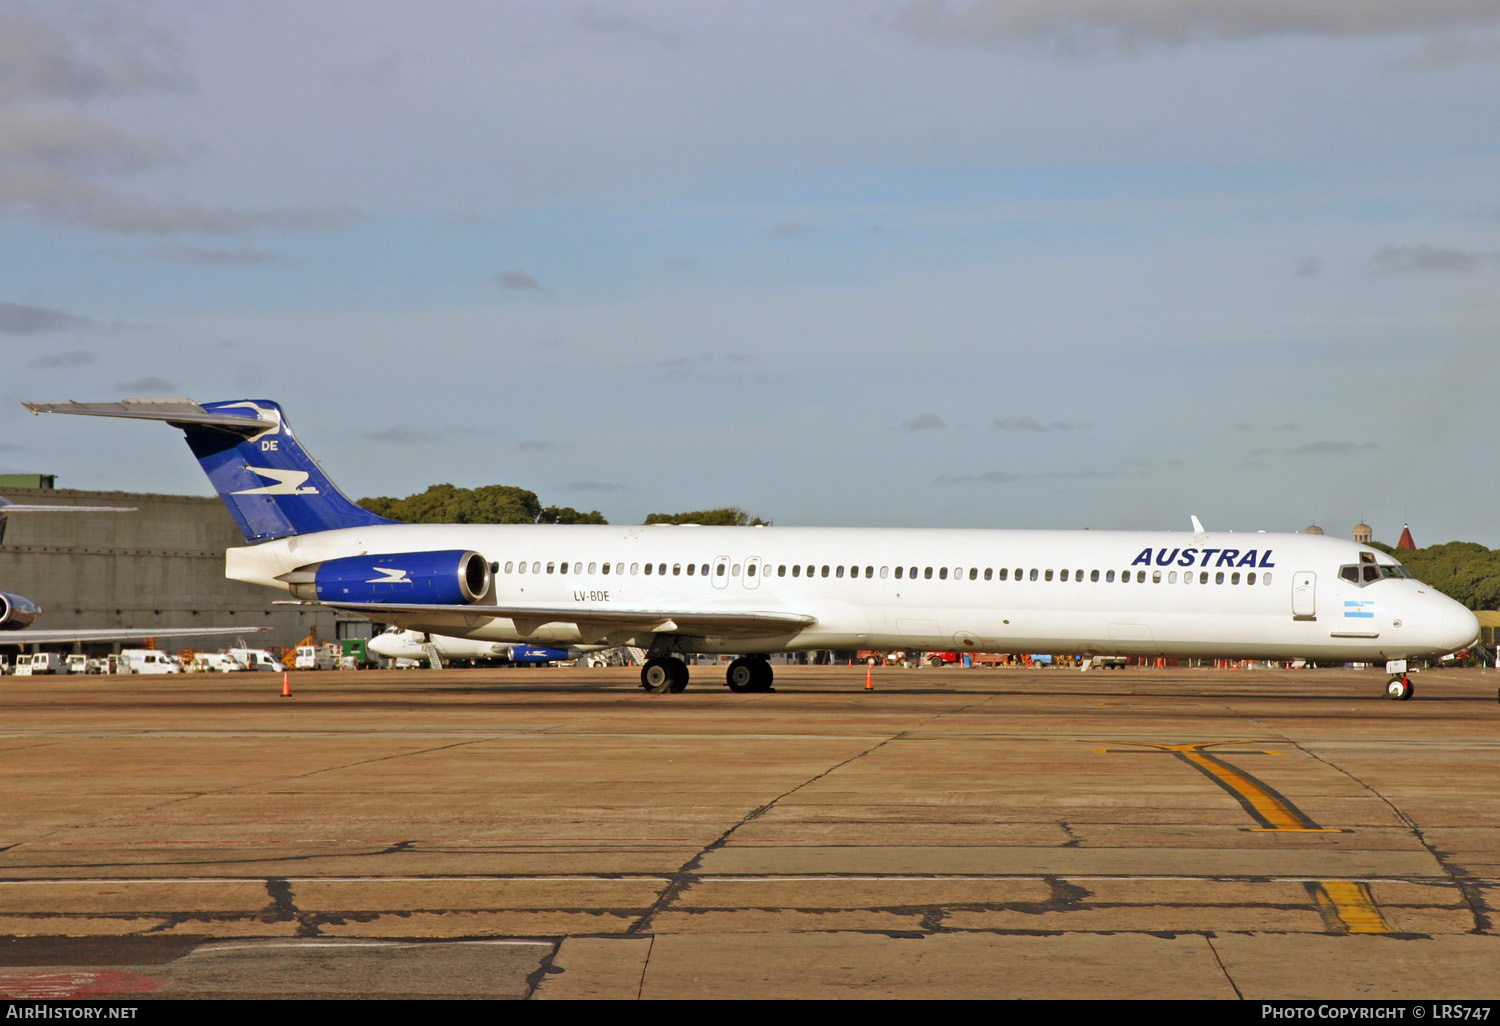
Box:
[0,482,357,653]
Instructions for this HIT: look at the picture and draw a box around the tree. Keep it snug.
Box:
[643,507,770,526]
[358,484,607,525]
[1371,540,1500,610]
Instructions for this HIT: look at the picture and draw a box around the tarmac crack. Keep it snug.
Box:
[1293,741,1493,934]
[1204,934,1245,999]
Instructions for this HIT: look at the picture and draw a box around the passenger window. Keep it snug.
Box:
[867,566,875,578]
[1030,569,1038,581]
[1263,573,1273,585]
[924,567,933,579]
[895,566,903,579]
[746,563,755,577]
[1199,571,1208,584]
[1106,570,1115,582]
[984,568,992,581]
[969,568,978,581]
[1168,571,1177,583]
[603,563,611,575]
[1045,569,1054,582]
[1076,569,1083,581]
[685,563,694,576]
[547,562,555,574]
[1090,570,1099,582]
[630,563,639,575]
[645,563,653,575]
[1215,572,1225,584]
[837,566,845,578]
[999,568,1008,581]
[588,562,597,574]
[1231,572,1241,584]
[505,561,514,574]
[1152,571,1161,584]
[778,565,786,577]
[673,564,682,576]
[793,565,801,577]
[574,562,582,574]
[880,567,889,579]
[939,567,948,580]
[1060,569,1069,582]
[732,564,740,576]
[1137,571,1146,583]
[1247,572,1255,585]
[822,566,830,578]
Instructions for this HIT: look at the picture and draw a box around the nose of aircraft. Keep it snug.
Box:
[1440,600,1481,653]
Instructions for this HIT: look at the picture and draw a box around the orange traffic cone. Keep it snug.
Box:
[865,661,874,691]
[281,671,291,698]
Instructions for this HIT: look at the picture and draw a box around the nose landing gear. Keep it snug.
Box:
[1385,674,1413,701]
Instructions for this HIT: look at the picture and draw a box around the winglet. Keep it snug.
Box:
[1190,515,1206,534]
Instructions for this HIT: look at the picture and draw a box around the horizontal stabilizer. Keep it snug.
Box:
[22,399,277,435]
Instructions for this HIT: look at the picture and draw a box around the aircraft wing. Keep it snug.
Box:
[317,601,817,643]
[0,626,268,646]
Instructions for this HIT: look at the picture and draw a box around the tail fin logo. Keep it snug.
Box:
[212,401,283,443]
[231,466,321,496]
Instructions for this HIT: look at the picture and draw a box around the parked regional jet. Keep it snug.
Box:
[1,495,266,647]
[367,626,571,668]
[21,398,1480,700]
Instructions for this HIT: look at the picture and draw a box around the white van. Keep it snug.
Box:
[120,649,184,674]
[13,653,65,675]
[226,648,286,673]
[191,651,248,673]
[64,654,92,675]
[294,644,338,670]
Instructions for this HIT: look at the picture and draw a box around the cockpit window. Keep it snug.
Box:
[1341,562,1415,586]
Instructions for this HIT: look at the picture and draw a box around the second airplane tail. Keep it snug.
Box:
[21,398,392,544]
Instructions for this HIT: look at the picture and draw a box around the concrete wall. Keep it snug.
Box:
[1,487,351,652]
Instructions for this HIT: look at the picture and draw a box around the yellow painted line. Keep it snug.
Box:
[1312,881,1392,934]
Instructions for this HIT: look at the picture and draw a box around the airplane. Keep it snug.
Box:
[20,397,1481,701]
[1,495,267,648]
[366,626,572,668]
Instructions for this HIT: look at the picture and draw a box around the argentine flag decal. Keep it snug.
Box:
[1344,600,1375,619]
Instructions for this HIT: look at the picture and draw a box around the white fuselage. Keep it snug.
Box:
[367,628,512,662]
[226,524,1480,662]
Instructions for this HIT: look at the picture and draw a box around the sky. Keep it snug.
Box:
[3,0,1499,546]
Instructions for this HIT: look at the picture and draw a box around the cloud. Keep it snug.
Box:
[0,301,89,334]
[894,0,1500,52]
[992,415,1091,431]
[0,6,189,105]
[26,349,94,368]
[361,426,443,445]
[492,269,550,293]
[938,469,1110,484]
[133,245,298,266]
[1371,245,1500,274]
[771,222,813,238]
[1250,441,1380,457]
[574,5,679,48]
[116,376,177,393]
[1294,257,1322,278]
[901,413,947,431]
[557,480,630,493]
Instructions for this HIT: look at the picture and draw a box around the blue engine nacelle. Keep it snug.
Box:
[289,550,492,605]
[508,644,570,664]
[0,592,41,631]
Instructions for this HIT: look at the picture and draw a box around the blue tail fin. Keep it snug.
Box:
[183,400,392,543]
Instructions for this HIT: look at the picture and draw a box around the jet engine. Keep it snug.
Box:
[0,592,41,631]
[281,550,492,605]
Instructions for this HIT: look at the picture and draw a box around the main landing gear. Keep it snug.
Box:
[1385,674,1414,701]
[725,656,774,693]
[640,657,688,694]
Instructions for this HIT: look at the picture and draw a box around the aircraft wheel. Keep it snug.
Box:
[666,658,689,693]
[1385,676,1413,701]
[726,657,757,693]
[751,659,775,692]
[641,658,675,694]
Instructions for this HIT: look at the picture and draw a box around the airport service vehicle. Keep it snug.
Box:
[120,649,183,674]
[23,397,1482,701]
[13,652,65,675]
[64,654,92,675]
[191,651,249,673]
[226,647,285,672]
[294,643,339,670]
